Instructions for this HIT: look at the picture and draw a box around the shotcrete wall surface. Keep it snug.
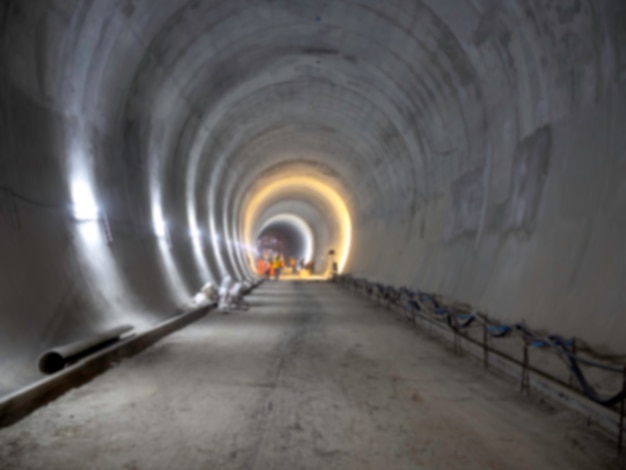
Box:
[0,0,625,392]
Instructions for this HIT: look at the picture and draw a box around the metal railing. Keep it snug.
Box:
[333,274,626,453]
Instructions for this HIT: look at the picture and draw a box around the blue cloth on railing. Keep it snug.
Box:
[549,335,626,406]
[399,287,413,297]
[548,335,575,349]
[403,300,420,311]
[337,274,626,408]
[528,336,574,349]
[448,313,476,329]
[486,325,512,337]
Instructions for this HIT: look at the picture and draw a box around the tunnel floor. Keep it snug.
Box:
[0,281,620,469]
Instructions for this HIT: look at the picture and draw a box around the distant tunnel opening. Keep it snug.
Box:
[256,216,314,266]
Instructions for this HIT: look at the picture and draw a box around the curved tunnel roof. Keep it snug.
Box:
[1,0,626,391]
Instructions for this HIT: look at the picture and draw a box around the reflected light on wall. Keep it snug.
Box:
[228,239,258,255]
[68,170,148,327]
[70,177,102,245]
[153,216,168,239]
[209,214,228,277]
[71,179,100,221]
[187,212,213,282]
[151,202,191,303]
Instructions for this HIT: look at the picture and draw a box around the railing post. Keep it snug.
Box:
[452,317,459,354]
[569,338,576,388]
[617,366,626,454]
[521,340,530,395]
[483,326,489,369]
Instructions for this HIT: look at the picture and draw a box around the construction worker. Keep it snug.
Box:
[289,256,296,274]
[266,255,272,278]
[273,256,283,280]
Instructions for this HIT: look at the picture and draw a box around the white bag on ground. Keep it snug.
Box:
[218,276,234,309]
[201,282,218,302]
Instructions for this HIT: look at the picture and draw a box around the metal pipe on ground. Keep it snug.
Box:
[0,280,264,428]
[38,325,134,374]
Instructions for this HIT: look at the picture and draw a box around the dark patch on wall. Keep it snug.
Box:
[301,47,338,56]
[473,1,501,47]
[493,125,552,235]
[0,77,67,202]
[35,14,49,100]
[0,1,13,39]
[444,167,485,240]
[565,219,593,289]
[122,118,142,168]
[379,123,398,147]
[445,126,552,242]
[115,0,135,18]
[38,268,98,347]
[553,0,582,24]
[609,0,626,82]
[558,31,597,106]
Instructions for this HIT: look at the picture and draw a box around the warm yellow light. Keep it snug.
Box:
[242,176,352,274]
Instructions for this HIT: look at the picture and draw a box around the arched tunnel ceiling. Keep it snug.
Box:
[1,0,626,392]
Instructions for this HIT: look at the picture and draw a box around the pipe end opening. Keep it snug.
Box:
[38,352,65,374]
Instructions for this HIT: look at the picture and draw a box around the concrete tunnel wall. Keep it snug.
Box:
[1,0,625,392]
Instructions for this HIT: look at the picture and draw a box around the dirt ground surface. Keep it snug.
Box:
[0,281,623,469]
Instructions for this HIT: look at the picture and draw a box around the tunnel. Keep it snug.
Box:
[256,217,312,266]
[1,1,625,467]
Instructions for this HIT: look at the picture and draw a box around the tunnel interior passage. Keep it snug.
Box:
[0,282,620,469]
[243,170,352,276]
[1,0,626,396]
[256,216,314,267]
